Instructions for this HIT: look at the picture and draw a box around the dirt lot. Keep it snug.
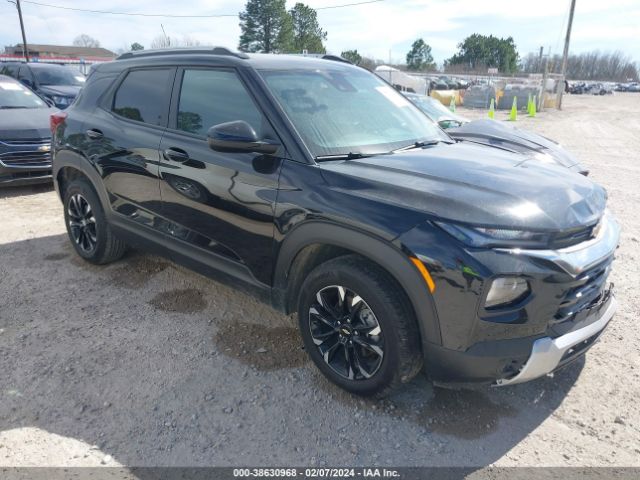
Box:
[0,93,639,469]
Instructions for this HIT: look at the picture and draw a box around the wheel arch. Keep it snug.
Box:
[272,221,442,346]
[54,151,110,210]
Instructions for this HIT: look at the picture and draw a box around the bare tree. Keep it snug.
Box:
[73,34,101,48]
[151,35,172,49]
[150,35,201,49]
[521,50,639,81]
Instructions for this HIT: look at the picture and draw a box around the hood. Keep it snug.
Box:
[38,85,81,98]
[0,107,56,140]
[446,119,581,170]
[319,142,606,231]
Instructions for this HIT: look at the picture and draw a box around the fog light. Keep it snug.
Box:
[485,277,529,308]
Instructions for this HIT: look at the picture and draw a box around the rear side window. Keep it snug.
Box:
[112,69,172,126]
[176,69,263,137]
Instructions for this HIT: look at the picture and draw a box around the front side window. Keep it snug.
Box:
[260,67,447,158]
[113,69,172,126]
[176,69,263,137]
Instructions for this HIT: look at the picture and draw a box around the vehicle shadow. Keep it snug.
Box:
[0,232,586,469]
[0,183,54,199]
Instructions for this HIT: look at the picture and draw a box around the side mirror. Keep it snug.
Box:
[207,120,279,155]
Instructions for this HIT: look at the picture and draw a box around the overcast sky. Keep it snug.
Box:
[1,0,639,64]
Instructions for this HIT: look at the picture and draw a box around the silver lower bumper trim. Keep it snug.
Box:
[494,295,617,386]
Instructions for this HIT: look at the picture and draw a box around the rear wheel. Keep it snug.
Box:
[63,179,126,264]
[298,255,422,397]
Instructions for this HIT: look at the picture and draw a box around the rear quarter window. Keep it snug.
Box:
[112,68,172,126]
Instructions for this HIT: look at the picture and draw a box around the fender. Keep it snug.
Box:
[273,221,443,346]
[53,148,111,211]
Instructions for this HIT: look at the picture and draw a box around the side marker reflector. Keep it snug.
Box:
[410,257,436,293]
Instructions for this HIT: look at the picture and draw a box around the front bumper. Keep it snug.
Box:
[400,212,620,385]
[495,289,616,385]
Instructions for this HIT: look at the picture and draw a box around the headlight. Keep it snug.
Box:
[51,95,70,106]
[434,221,550,248]
[485,276,530,309]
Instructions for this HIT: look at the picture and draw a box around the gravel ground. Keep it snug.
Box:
[0,93,639,469]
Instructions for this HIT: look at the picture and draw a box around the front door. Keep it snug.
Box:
[158,67,284,286]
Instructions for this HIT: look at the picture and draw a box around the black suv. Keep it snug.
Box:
[1,62,83,109]
[51,48,619,396]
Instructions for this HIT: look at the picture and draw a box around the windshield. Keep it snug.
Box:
[32,66,83,86]
[260,67,448,158]
[0,79,47,109]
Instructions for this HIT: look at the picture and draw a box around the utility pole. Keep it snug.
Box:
[12,0,30,61]
[556,0,577,110]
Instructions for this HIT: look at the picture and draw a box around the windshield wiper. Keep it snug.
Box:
[315,152,383,162]
[392,139,452,153]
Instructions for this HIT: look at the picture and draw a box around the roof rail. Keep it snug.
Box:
[116,47,249,61]
[321,54,353,65]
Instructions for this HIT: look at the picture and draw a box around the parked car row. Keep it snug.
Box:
[614,82,640,92]
[0,62,87,186]
[568,81,614,95]
[0,61,84,108]
[0,75,56,186]
[44,48,618,396]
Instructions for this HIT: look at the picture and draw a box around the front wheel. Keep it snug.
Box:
[297,255,422,397]
[63,179,126,264]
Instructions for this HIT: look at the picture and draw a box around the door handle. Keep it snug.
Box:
[86,128,104,140]
[163,147,190,162]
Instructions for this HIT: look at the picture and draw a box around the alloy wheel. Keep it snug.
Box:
[67,193,97,254]
[308,285,384,380]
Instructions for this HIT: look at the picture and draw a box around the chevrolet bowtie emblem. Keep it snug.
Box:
[38,144,51,152]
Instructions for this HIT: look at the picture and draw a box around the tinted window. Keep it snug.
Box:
[17,66,33,82]
[0,64,19,78]
[113,69,172,126]
[176,69,263,137]
[31,65,83,86]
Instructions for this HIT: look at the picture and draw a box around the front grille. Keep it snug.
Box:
[550,223,597,249]
[0,138,51,146]
[551,256,613,325]
[0,151,51,167]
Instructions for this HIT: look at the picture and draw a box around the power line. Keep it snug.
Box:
[21,0,386,18]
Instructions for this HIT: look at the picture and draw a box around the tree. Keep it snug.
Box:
[447,34,519,74]
[130,42,144,51]
[341,49,362,65]
[151,35,172,49]
[405,39,434,71]
[73,34,100,48]
[238,0,291,53]
[520,49,639,82]
[288,3,326,53]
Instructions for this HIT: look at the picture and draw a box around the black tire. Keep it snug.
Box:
[297,255,422,397]
[63,178,126,264]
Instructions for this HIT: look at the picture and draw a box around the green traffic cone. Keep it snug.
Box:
[449,96,456,113]
[488,98,495,119]
[527,93,533,115]
[529,95,537,117]
[508,96,518,121]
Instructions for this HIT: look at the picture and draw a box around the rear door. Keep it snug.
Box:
[86,67,175,231]
[158,66,284,285]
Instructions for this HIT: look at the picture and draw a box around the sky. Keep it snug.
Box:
[1,0,639,65]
